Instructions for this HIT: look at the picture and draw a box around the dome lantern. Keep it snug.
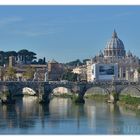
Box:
[112,29,118,38]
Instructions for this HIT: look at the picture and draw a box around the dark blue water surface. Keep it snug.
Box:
[0,96,140,135]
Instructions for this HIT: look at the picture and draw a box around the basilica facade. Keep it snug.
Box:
[87,30,140,82]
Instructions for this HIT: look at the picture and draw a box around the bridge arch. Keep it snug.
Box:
[119,85,140,97]
[22,87,36,96]
[52,87,72,95]
[84,86,110,97]
[47,84,76,96]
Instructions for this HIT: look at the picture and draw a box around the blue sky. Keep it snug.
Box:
[0,6,140,63]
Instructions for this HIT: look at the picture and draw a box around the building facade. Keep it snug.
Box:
[72,65,87,81]
[87,30,140,82]
[48,59,65,81]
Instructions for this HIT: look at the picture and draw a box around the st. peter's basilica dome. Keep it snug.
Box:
[104,30,126,58]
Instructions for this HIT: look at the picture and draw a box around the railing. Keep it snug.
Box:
[0,80,140,86]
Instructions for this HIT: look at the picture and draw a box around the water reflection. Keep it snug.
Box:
[0,97,140,134]
[106,103,124,134]
[0,104,17,128]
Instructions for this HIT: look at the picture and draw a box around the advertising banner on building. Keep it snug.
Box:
[99,65,114,75]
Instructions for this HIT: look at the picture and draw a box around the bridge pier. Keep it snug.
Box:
[38,93,50,104]
[38,84,50,104]
[107,82,119,103]
[73,86,86,104]
[0,86,15,104]
[74,94,85,104]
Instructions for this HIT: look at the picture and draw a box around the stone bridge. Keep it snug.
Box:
[0,81,140,102]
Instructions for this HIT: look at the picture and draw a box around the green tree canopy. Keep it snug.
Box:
[18,49,37,64]
[23,66,35,80]
[62,70,79,82]
[83,59,90,65]
[0,49,37,66]
[137,68,140,74]
[5,51,17,57]
[5,66,16,80]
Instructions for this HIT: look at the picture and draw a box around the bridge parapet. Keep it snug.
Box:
[0,81,140,98]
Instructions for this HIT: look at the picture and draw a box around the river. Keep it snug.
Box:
[0,96,140,134]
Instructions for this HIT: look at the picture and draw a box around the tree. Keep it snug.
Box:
[0,51,5,66]
[62,70,79,81]
[83,59,90,65]
[18,49,36,64]
[0,49,37,66]
[23,66,35,80]
[65,59,82,67]
[5,67,16,81]
[5,51,17,57]
[37,57,46,64]
[137,68,140,74]
[26,51,37,62]
[4,51,18,64]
